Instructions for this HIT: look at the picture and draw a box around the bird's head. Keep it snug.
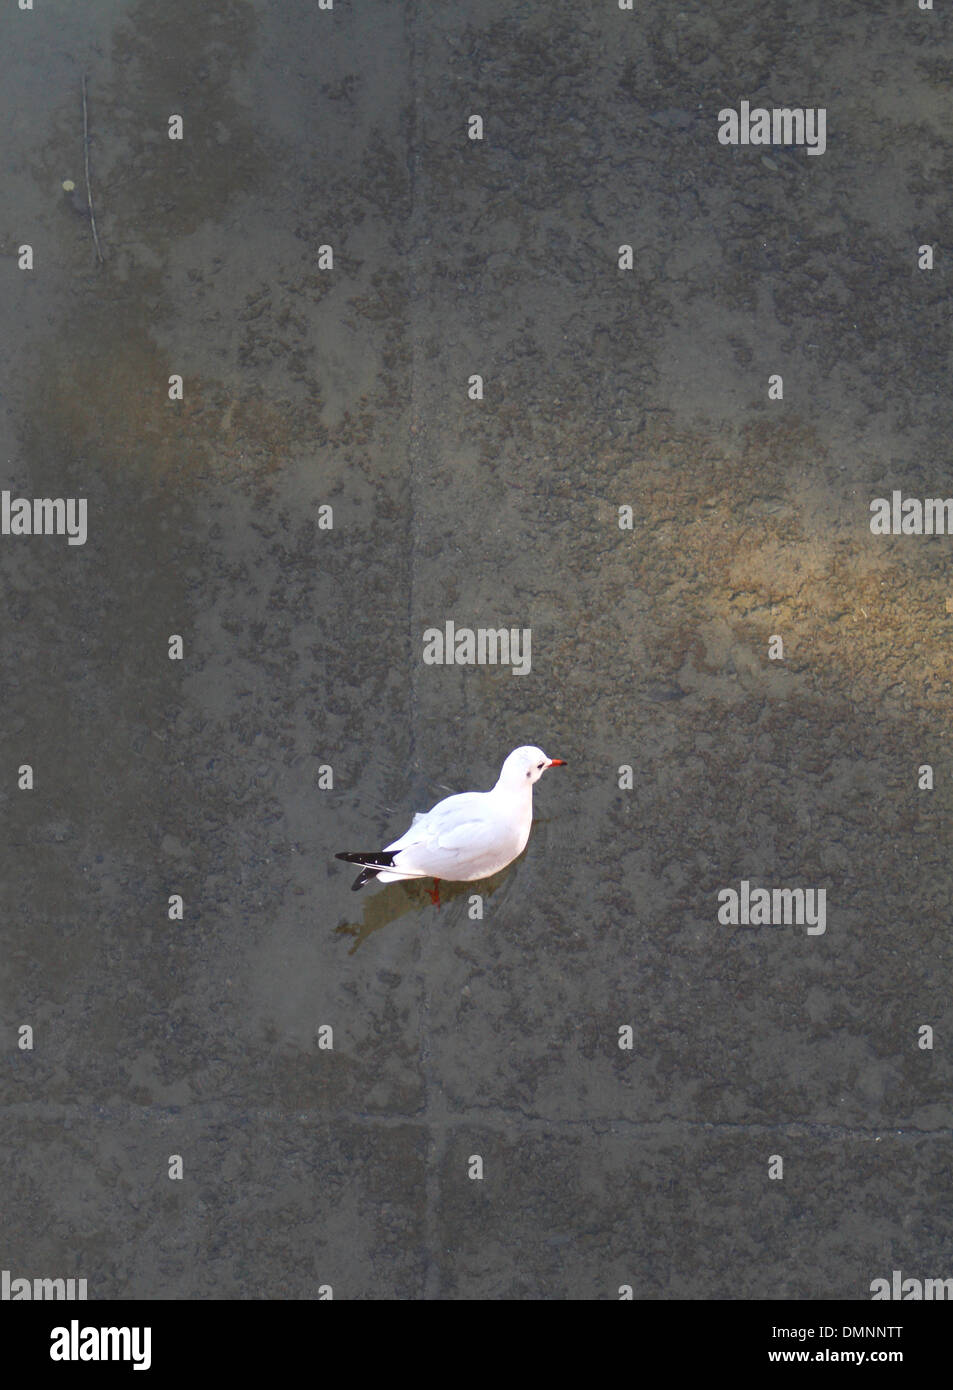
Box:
[499,745,567,787]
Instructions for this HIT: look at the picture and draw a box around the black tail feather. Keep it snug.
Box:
[336,850,396,891]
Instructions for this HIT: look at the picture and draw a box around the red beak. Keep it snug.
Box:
[548,758,567,766]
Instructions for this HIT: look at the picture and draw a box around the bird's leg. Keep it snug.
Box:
[427,878,441,908]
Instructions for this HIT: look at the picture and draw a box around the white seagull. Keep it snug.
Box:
[336,745,566,905]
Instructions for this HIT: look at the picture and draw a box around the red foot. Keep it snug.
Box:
[427,879,441,908]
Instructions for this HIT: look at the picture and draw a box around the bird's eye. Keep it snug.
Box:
[537,762,543,769]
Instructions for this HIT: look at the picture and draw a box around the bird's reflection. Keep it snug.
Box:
[334,862,520,954]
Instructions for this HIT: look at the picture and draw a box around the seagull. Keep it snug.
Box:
[336,745,566,905]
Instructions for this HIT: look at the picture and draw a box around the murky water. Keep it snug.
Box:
[1,0,952,1300]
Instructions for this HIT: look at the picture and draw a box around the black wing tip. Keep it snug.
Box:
[336,851,397,890]
[351,864,383,891]
[336,851,396,867]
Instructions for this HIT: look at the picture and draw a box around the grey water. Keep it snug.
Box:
[1,0,952,1301]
